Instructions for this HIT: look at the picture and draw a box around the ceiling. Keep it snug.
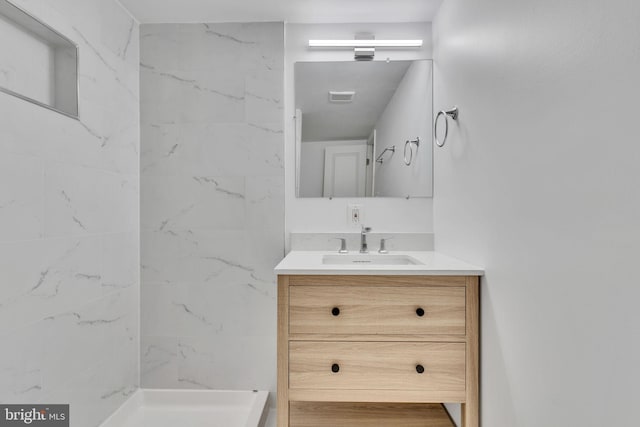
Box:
[118,0,443,24]
[296,61,413,142]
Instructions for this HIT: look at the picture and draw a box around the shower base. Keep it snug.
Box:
[99,389,269,427]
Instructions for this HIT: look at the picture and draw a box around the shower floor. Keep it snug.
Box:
[99,389,269,427]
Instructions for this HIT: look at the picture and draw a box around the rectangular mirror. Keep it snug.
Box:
[295,59,432,198]
[0,0,78,118]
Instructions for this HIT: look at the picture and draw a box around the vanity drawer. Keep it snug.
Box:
[289,285,466,336]
[289,341,465,393]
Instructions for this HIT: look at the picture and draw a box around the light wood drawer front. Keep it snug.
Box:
[289,341,465,392]
[289,286,466,335]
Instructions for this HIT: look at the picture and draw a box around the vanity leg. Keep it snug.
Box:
[277,276,290,427]
[463,276,480,427]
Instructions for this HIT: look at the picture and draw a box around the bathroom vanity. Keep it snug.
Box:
[275,251,483,427]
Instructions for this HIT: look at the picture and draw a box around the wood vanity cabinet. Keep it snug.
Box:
[277,275,480,427]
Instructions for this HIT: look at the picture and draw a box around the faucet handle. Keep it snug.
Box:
[361,225,372,233]
[378,237,392,254]
[334,238,348,253]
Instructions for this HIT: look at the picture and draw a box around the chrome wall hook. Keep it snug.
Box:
[435,106,459,147]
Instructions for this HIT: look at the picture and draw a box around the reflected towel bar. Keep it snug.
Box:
[375,145,396,164]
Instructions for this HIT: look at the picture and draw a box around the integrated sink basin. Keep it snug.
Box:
[322,254,424,266]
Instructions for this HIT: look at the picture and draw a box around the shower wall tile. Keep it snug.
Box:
[44,162,138,237]
[245,73,284,124]
[141,336,180,389]
[141,175,246,231]
[102,232,140,291]
[203,334,276,392]
[0,236,102,335]
[0,322,45,403]
[141,230,251,285]
[174,333,277,392]
[141,122,284,178]
[246,124,285,176]
[0,152,44,241]
[0,1,139,425]
[140,22,284,395]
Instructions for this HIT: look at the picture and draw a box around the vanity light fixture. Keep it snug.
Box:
[309,39,423,61]
[308,40,423,48]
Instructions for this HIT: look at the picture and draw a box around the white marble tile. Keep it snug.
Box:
[140,66,245,125]
[244,228,286,286]
[140,22,283,394]
[44,162,138,237]
[172,333,276,393]
[246,176,285,231]
[246,123,284,177]
[41,354,137,427]
[0,98,138,175]
[41,290,136,389]
[99,0,139,66]
[0,236,104,335]
[0,322,45,403]
[0,2,139,426]
[141,23,278,74]
[102,231,139,292]
[141,336,180,389]
[142,280,276,341]
[207,334,276,392]
[141,175,246,231]
[0,1,142,175]
[141,230,252,285]
[235,23,285,74]
[141,284,180,337]
[141,123,250,177]
[176,336,217,389]
[41,289,136,389]
[0,151,44,242]
[245,71,284,124]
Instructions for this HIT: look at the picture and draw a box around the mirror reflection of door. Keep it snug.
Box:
[323,145,367,197]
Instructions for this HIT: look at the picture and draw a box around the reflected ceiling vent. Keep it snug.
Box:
[329,91,355,103]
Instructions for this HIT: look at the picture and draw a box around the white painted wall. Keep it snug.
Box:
[285,23,434,245]
[299,139,367,197]
[433,0,640,425]
[374,60,432,197]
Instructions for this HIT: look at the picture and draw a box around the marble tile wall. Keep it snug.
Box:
[139,23,284,396]
[0,1,140,426]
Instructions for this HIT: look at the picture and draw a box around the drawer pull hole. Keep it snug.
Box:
[331,307,340,316]
[416,364,425,374]
[331,363,340,373]
[416,308,425,317]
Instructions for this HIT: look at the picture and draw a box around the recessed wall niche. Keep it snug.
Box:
[0,0,78,118]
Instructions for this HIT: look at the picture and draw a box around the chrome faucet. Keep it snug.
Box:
[335,238,348,254]
[360,226,372,253]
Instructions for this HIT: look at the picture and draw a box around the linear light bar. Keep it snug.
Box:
[309,39,423,48]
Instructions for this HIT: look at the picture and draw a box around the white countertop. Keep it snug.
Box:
[274,251,484,276]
